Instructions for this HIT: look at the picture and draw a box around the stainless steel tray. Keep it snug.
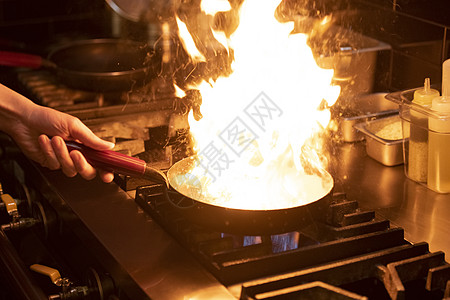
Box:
[334,93,399,142]
[354,114,404,166]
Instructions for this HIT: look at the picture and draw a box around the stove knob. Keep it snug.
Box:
[0,180,35,217]
[31,201,58,240]
[30,264,90,300]
[30,264,65,286]
[0,217,38,232]
[0,186,19,219]
[0,185,38,231]
[29,265,116,300]
[84,267,116,300]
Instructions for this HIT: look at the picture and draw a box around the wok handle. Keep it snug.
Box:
[0,51,45,69]
[65,141,147,178]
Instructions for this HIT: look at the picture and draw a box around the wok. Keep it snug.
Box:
[66,141,333,235]
[0,39,155,92]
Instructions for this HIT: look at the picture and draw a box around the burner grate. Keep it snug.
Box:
[17,70,104,109]
[240,242,449,300]
[135,184,450,299]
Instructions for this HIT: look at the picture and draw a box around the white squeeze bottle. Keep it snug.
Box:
[428,59,450,193]
[408,78,439,183]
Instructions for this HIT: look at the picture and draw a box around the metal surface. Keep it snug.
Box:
[30,164,235,300]
[48,39,153,92]
[240,242,430,299]
[332,141,450,257]
[335,93,398,142]
[354,115,404,166]
[105,0,151,22]
[0,229,48,300]
[105,0,177,22]
[4,135,450,299]
[306,24,391,99]
[0,39,154,92]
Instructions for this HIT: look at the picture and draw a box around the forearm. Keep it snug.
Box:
[0,83,37,135]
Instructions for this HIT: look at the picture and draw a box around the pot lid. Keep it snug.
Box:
[105,0,179,22]
[105,0,151,22]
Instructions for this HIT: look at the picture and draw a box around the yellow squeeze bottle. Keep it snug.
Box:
[408,78,439,183]
[428,59,450,193]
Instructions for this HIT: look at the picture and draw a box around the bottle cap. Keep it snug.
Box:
[431,96,450,112]
[443,59,450,98]
[413,78,440,106]
[431,59,450,112]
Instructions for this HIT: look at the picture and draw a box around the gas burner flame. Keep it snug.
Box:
[174,0,340,210]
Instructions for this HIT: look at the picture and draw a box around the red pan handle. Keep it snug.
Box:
[0,51,45,69]
[65,141,147,178]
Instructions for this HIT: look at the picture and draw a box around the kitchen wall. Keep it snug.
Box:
[323,0,450,91]
[0,0,110,53]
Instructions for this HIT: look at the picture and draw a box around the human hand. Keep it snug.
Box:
[20,106,115,182]
[0,84,115,182]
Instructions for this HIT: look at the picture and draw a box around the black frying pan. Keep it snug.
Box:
[64,142,334,235]
[0,39,156,92]
[164,156,334,235]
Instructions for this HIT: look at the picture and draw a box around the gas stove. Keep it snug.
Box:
[0,69,449,300]
[134,184,450,300]
[1,156,449,300]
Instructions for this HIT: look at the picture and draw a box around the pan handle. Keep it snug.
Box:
[65,141,147,179]
[0,51,53,69]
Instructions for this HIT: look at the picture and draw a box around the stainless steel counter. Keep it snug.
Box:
[6,137,448,299]
[33,167,235,300]
[332,141,450,256]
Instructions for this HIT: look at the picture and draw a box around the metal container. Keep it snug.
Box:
[303,23,392,99]
[334,93,399,142]
[354,115,404,166]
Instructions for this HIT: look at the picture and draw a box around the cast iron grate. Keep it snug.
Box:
[135,184,450,299]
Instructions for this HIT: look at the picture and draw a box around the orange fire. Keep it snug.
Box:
[173,0,340,210]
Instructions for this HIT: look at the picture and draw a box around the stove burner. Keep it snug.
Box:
[135,185,450,299]
[18,70,105,109]
[17,69,175,111]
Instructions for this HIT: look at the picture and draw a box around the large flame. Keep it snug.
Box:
[174,0,340,210]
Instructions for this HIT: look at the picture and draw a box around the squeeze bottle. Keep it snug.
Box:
[408,78,439,183]
[428,59,450,193]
